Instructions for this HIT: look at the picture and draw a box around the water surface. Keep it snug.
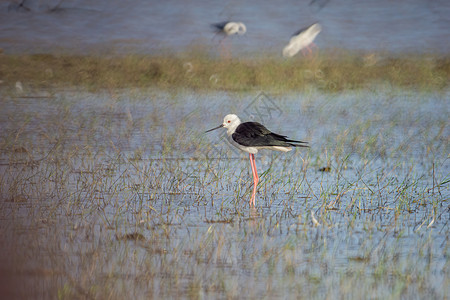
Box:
[0,0,449,54]
[0,87,448,298]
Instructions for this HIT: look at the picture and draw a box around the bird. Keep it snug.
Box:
[211,21,246,59]
[206,114,308,206]
[211,21,247,36]
[283,23,322,57]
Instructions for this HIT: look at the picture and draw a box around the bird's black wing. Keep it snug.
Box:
[291,23,316,37]
[211,21,229,31]
[232,122,308,147]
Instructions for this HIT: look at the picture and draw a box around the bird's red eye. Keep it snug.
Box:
[227,120,231,123]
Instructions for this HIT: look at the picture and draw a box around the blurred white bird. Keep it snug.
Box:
[283,23,322,58]
[212,21,247,36]
[211,21,246,59]
[15,81,23,93]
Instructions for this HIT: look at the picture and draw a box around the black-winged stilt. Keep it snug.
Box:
[283,23,321,57]
[206,114,308,206]
[211,21,246,59]
[212,21,247,36]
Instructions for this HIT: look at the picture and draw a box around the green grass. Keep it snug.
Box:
[1,50,449,92]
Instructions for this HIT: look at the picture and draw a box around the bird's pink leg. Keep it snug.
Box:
[219,38,232,59]
[301,45,313,56]
[249,153,259,206]
[302,43,318,57]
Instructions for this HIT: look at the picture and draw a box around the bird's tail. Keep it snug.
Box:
[287,140,309,147]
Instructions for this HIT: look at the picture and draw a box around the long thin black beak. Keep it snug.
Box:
[205,124,223,133]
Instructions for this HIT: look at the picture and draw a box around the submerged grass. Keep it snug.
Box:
[1,50,449,92]
[0,76,448,298]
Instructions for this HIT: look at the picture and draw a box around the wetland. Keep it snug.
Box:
[0,60,448,297]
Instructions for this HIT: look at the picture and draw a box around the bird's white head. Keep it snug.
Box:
[222,114,241,129]
[205,114,241,135]
[237,22,247,35]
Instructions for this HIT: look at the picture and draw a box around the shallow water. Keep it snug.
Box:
[0,87,448,298]
[0,0,449,54]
